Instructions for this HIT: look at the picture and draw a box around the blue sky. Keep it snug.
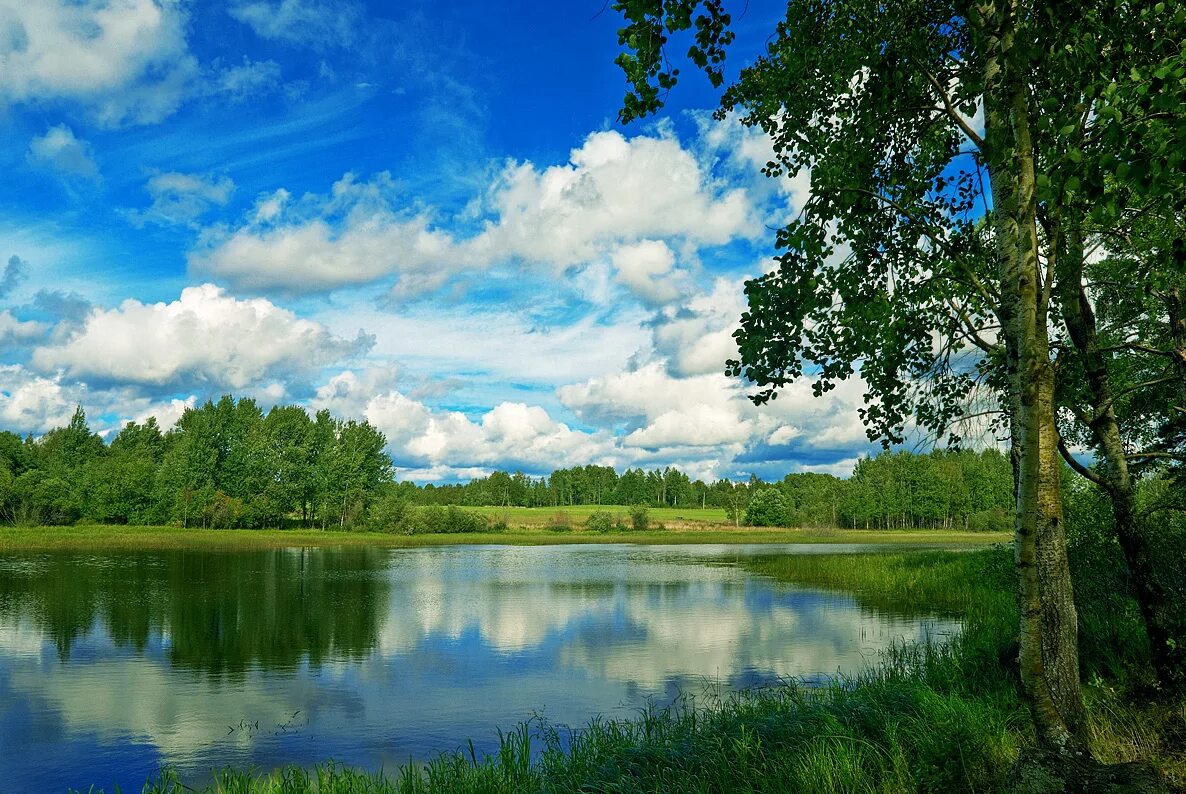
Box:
[0,0,881,482]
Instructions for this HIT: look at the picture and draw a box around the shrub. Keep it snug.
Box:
[365,492,415,533]
[966,508,1010,533]
[441,505,489,534]
[205,492,246,529]
[630,505,649,531]
[585,511,614,533]
[398,505,490,534]
[414,504,446,533]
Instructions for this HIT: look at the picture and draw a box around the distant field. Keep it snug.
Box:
[0,524,1009,551]
[467,504,730,527]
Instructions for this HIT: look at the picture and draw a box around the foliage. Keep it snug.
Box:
[584,510,616,533]
[630,504,649,531]
[841,449,1012,531]
[364,499,491,535]
[0,399,392,531]
[744,487,792,527]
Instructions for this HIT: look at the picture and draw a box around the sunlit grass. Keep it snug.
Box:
[0,523,1009,551]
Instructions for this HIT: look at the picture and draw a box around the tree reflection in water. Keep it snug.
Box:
[0,547,388,676]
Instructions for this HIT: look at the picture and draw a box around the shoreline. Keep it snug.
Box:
[0,524,1010,551]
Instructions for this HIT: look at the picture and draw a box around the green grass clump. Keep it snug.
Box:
[743,549,1015,617]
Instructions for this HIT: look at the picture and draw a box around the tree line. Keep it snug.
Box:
[415,449,1015,531]
[0,397,1016,532]
[0,397,391,529]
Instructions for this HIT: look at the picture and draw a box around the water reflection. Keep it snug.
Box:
[0,548,388,674]
[0,544,958,793]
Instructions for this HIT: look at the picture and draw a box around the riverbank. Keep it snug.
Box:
[75,543,1184,793]
[0,523,1009,551]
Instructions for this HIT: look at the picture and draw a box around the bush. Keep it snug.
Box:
[630,505,649,531]
[585,511,614,533]
[413,505,488,534]
[205,491,246,529]
[371,503,492,535]
[745,488,792,527]
[413,504,446,533]
[365,492,415,533]
[444,505,489,533]
[966,508,1010,533]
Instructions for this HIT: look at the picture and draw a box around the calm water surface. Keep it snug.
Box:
[0,543,960,793]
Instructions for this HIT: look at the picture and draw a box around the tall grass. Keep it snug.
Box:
[125,680,1018,794]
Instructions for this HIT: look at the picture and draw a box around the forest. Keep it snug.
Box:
[0,398,391,530]
[0,395,1017,531]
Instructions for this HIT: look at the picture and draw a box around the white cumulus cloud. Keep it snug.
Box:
[0,0,198,126]
[31,284,371,389]
[0,365,77,433]
[190,129,756,298]
[191,173,458,293]
[470,129,754,270]
[0,310,47,344]
[611,240,689,306]
[313,373,614,473]
[650,276,749,377]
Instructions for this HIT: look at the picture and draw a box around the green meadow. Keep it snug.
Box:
[0,520,1008,552]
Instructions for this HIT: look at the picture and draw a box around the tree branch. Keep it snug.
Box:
[920,69,985,150]
[842,187,998,307]
[1058,437,1106,487]
[944,296,1001,353]
[1098,342,1172,357]
[1096,374,1177,415]
[1125,452,1186,462]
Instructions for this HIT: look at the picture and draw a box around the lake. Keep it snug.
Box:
[0,543,960,793]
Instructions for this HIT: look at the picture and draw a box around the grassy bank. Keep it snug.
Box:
[0,523,1008,551]
[74,543,1185,793]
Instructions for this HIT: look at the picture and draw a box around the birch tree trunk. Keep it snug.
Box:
[976,0,1090,754]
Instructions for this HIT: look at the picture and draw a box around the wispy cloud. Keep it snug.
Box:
[125,171,235,228]
[0,255,28,299]
[27,125,100,181]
